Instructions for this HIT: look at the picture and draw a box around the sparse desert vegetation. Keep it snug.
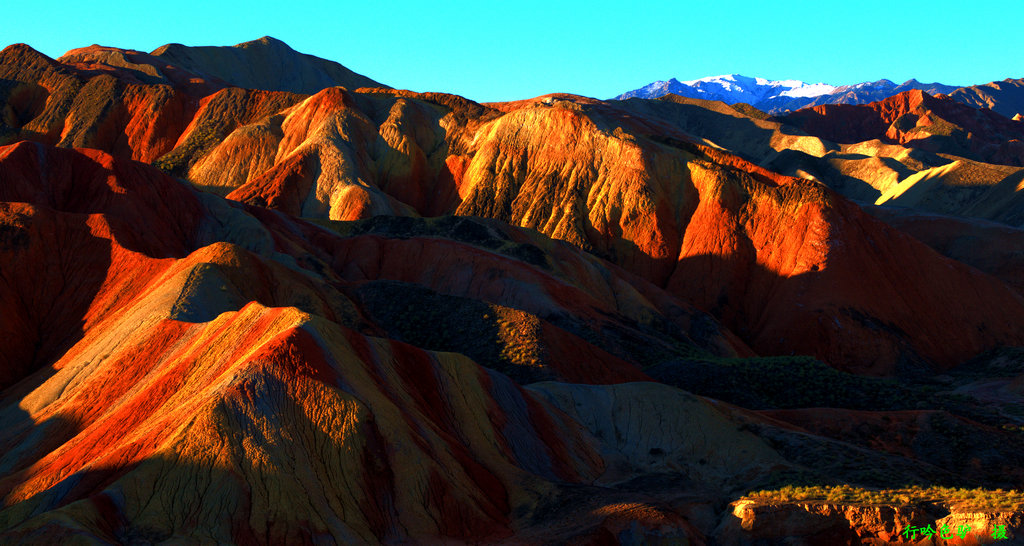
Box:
[744,484,1024,512]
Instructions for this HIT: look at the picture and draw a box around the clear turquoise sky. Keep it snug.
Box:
[5,1,1022,102]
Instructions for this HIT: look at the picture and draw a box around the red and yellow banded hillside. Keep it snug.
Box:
[3,39,1024,544]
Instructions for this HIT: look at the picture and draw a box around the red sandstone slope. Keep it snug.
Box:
[273,91,1024,373]
[177,89,1024,374]
[1,141,747,388]
[867,206,1024,297]
[3,40,1016,375]
[0,43,204,163]
[222,87,498,217]
[655,153,1024,375]
[0,144,601,542]
[0,43,314,169]
[5,142,996,543]
[448,99,1024,373]
[0,141,203,389]
[4,39,1024,544]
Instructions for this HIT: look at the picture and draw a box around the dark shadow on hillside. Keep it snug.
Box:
[354,279,558,384]
[616,97,781,163]
[0,80,49,129]
[866,204,1024,296]
[607,218,966,379]
[963,170,1024,227]
[2,143,202,259]
[311,213,1024,490]
[315,215,730,378]
[0,208,112,392]
[643,249,1024,490]
[348,276,696,385]
[2,362,1021,545]
[0,402,81,489]
[0,373,429,544]
[0,143,207,392]
[761,148,913,202]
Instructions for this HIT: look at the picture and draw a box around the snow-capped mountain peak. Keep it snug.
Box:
[776,82,837,98]
[620,74,836,105]
[614,74,956,113]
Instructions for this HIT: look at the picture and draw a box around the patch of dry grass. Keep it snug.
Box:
[744,484,1024,511]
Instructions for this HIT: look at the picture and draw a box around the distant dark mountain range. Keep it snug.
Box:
[948,77,1024,119]
[614,74,957,114]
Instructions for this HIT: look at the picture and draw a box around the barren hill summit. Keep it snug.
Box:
[149,36,387,94]
[948,76,1024,119]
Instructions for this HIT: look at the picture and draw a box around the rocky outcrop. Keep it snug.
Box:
[718,499,1023,545]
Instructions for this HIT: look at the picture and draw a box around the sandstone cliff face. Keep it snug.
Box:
[192,91,1024,374]
[219,87,501,219]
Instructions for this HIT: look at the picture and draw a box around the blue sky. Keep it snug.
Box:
[5,1,1022,102]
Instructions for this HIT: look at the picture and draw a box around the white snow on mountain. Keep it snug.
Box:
[776,82,837,98]
[616,74,837,105]
[613,74,954,114]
